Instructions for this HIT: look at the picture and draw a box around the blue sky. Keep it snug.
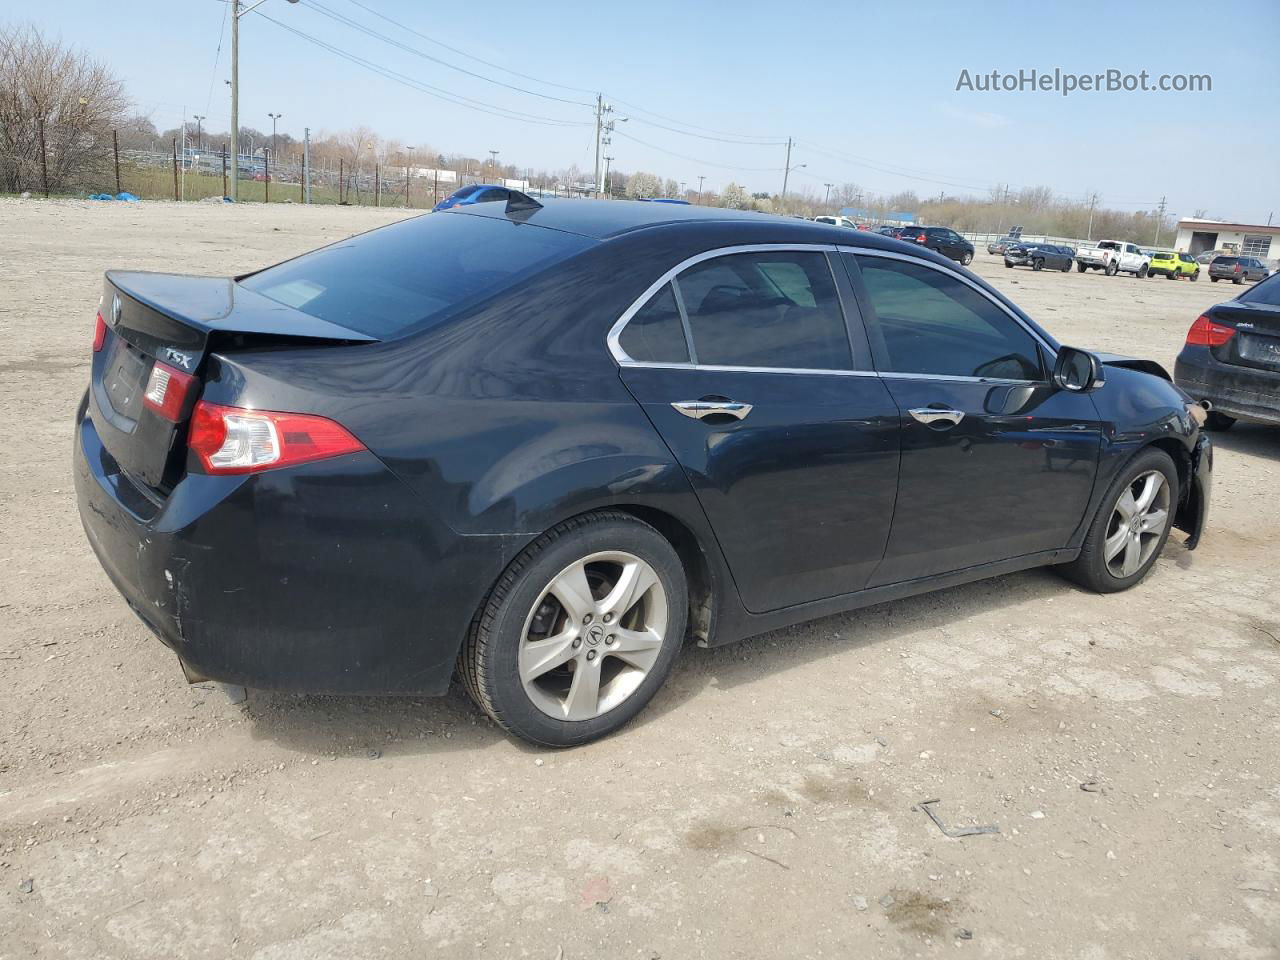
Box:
[26,0,1280,221]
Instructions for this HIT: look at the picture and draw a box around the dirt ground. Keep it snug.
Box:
[2,198,1278,960]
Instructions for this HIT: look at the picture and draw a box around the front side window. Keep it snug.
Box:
[675,250,852,370]
[850,254,1042,381]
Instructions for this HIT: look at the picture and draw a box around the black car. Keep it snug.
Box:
[1209,256,1270,284]
[74,197,1211,746]
[1174,272,1280,430]
[1004,243,1075,272]
[901,226,975,265]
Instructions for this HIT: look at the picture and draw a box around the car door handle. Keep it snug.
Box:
[909,407,965,426]
[672,400,753,421]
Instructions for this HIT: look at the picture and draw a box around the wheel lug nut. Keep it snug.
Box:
[602,613,613,623]
[586,650,597,661]
[606,635,615,645]
[572,638,582,648]
[583,613,592,625]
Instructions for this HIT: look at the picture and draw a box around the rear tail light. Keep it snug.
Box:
[916,233,927,243]
[93,311,107,352]
[143,362,197,422]
[188,401,366,475]
[1185,315,1235,347]
[1234,264,1241,273]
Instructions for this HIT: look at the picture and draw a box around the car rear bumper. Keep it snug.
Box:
[1177,433,1213,550]
[73,398,512,695]
[1175,351,1280,425]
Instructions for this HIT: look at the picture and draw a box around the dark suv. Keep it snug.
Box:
[902,226,975,266]
[1209,256,1269,284]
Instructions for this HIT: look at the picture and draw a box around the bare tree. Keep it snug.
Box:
[0,23,128,192]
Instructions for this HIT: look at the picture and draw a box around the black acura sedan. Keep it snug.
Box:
[75,197,1211,746]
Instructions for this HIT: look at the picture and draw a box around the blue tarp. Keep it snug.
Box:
[89,192,141,201]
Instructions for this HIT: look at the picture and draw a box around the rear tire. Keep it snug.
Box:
[1137,264,1148,278]
[1106,261,1119,276]
[1058,448,1178,593]
[461,511,688,747]
[1233,276,1243,284]
[1211,276,1219,282]
[1061,260,1071,272]
[1205,411,1236,431]
[961,251,974,266]
[1166,269,1175,280]
[1033,258,1044,271]
[1077,262,1087,273]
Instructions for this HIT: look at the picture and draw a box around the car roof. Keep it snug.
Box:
[447,196,913,249]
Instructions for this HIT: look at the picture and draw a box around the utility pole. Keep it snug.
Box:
[302,127,310,203]
[264,147,270,203]
[488,149,499,182]
[697,175,705,204]
[593,94,603,199]
[194,115,205,151]
[268,112,281,193]
[823,182,833,205]
[1086,191,1099,241]
[230,0,299,201]
[113,129,121,194]
[603,155,613,197]
[781,137,792,200]
[1154,195,1167,246]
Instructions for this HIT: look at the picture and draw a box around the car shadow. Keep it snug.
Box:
[244,563,1081,756]
[1208,422,1280,462]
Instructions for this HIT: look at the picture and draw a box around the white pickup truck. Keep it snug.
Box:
[1075,240,1151,277]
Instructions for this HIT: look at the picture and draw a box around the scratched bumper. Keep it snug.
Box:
[73,398,500,695]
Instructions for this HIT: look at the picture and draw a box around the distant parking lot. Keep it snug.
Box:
[2,199,1278,959]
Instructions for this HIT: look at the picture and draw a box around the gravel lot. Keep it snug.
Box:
[2,199,1278,960]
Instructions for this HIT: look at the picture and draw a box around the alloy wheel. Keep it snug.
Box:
[1103,470,1170,578]
[518,551,668,721]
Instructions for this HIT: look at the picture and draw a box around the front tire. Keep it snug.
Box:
[461,512,688,747]
[1058,448,1178,593]
[1190,269,1199,282]
[1137,264,1148,278]
[1077,262,1087,273]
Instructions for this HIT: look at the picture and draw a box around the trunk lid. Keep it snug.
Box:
[1211,300,1280,373]
[91,271,377,493]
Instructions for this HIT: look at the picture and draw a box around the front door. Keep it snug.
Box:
[614,248,901,613]
[844,251,1103,585]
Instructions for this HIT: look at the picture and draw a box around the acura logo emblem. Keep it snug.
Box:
[109,293,122,326]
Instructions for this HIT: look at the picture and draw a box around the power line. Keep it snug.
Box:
[204,1,229,120]
[612,129,782,172]
[341,0,597,97]
[301,0,594,107]
[252,11,591,127]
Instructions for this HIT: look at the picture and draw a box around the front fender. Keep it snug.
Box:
[1175,434,1212,549]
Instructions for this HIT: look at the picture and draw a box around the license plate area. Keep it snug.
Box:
[1237,333,1280,370]
[104,335,151,423]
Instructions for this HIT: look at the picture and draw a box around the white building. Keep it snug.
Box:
[1173,217,1280,263]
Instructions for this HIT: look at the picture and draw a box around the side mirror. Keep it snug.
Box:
[1052,346,1104,392]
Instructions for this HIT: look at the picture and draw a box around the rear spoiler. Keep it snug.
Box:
[105,271,379,353]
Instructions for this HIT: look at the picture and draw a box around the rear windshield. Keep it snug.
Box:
[1214,257,1240,265]
[239,212,595,338]
[1154,251,1174,259]
[1239,273,1280,306]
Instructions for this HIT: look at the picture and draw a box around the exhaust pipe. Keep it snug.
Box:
[1199,399,1213,411]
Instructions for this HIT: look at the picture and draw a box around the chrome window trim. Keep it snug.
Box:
[607,243,843,370]
[835,244,1059,362]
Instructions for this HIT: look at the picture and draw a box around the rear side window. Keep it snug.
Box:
[239,213,594,338]
[618,283,689,364]
[851,254,1042,381]
[1239,273,1280,306]
[674,251,852,370]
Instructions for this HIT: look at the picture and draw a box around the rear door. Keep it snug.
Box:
[614,246,901,613]
[842,249,1103,584]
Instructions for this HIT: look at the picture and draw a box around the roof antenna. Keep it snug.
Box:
[505,189,543,214]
